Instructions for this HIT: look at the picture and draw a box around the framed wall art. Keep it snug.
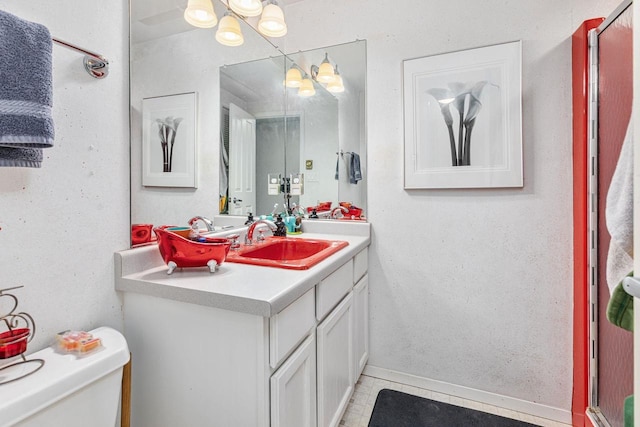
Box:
[142,92,197,188]
[403,41,522,189]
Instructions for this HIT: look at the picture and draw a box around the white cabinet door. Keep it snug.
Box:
[271,332,317,427]
[353,274,369,382]
[317,293,354,427]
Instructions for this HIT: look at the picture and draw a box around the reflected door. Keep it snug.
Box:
[229,103,256,216]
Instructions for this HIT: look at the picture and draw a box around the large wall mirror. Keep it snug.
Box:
[130,0,367,247]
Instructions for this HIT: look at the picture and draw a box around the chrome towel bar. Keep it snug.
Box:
[52,37,109,79]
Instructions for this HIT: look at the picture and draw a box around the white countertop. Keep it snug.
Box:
[115,221,370,317]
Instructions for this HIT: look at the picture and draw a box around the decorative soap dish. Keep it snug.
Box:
[0,286,44,385]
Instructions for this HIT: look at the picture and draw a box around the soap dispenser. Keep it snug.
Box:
[274,214,287,237]
[244,212,255,226]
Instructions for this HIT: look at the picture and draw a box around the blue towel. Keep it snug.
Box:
[349,152,362,184]
[0,10,54,168]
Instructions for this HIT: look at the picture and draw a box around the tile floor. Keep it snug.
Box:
[339,374,571,427]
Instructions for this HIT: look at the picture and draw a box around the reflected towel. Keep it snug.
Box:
[605,121,633,295]
[349,152,362,184]
[605,120,633,330]
[607,278,634,332]
[0,10,54,168]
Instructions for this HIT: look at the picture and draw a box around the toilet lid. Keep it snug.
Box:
[0,327,129,425]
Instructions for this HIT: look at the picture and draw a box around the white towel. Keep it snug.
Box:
[605,120,634,295]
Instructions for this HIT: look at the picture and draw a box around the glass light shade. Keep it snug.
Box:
[327,74,345,93]
[184,0,218,28]
[216,15,244,46]
[285,67,302,88]
[258,4,287,37]
[298,78,315,97]
[316,54,335,83]
[229,0,263,17]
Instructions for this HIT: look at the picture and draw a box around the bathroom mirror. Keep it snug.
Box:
[130,0,367,247]
[130,0,286,233]
[220,54,339,217]
[220,40,367,218]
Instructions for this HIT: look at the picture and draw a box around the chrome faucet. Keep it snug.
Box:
[188,216,215,232]
[330,206,349,219]
[246,219,277,245]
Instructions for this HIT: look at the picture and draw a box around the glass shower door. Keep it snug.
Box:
[592,2,633,426]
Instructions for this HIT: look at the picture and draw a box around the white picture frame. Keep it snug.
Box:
[142,92,197,188]
[403,41,523,189]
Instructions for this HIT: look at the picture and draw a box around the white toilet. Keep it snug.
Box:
[0,327,130,427]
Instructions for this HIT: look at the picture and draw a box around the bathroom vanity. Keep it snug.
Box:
[115,221,370,427]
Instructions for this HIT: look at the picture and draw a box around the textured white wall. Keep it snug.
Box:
[0,1,129,352]
[284,0,621,414]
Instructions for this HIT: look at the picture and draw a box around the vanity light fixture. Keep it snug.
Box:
[216,12,244,46]
[285,65,303,88]
[184,0,218,28]
[258,1,287,37]
[298,76,316,97]
[315,53,335,83]
[326,65,345,93]
[228,0,263,17]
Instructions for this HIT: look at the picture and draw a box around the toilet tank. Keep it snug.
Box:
[0,327,130,427]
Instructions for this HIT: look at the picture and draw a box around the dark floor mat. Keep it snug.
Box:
[368,389,541,427]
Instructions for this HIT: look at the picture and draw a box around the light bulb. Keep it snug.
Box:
[229,0,263,17]
[216,14,244,46]
[258,3,287,37]
[316,54,334,83]
[184,0,217,28]
[298,78,315,97]
[285,67,302,88]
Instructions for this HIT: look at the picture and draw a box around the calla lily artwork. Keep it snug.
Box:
[427,81,494,167]
[403,41,522,189]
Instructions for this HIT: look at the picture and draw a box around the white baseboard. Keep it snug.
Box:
[363,365,572,424]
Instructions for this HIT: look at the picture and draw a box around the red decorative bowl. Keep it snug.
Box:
[0,328,30,359]
[154,227,231,271]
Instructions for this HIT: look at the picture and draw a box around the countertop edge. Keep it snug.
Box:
[115,231,370,317]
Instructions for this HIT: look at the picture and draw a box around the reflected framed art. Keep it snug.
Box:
[142,92,197,188]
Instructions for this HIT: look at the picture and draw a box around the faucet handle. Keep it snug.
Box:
[227,234,241,251]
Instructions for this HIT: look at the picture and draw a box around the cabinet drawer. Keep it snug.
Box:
[316,260,353,321]
[353,248,368,283]
[270,288,315,368]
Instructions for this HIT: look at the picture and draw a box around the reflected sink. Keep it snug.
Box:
[226,237,349,270]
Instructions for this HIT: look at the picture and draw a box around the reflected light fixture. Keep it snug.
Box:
[285,66,302,88]
[216,12,244,46]
[258,1,287,37]
[298,76,316,97]
[184,0,218,28]
[228,0,263,17]
[327,65,345,93]
[316,53,335,83]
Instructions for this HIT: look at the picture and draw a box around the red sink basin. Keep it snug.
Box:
[226,237,348,270]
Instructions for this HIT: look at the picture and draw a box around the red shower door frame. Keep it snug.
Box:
[572,8,633,425]
[572,17,603,427]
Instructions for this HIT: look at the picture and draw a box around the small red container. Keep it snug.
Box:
[131,224,154,245]
[154,227,231,270]
[0,328,30,359]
